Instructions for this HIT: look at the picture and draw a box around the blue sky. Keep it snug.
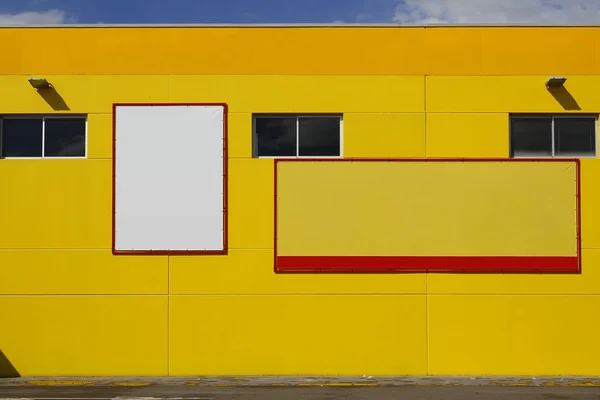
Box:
[0,0,397,24]
[0,0,599,25]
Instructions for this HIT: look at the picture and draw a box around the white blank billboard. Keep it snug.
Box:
[113,104,226,254]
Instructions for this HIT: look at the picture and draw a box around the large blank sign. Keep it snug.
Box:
[275,159,580,274]
[113,104,227,254]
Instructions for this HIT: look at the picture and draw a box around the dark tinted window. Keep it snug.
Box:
[255,117,297,157]
[298,118,340,156]
[555,118,596,157]
[510,117,552,157]
[44,118,86,157]
[1,118,43,158]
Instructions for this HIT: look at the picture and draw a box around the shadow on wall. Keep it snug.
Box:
[548,86,581,111]
[37,87,70,111]
[0,349,19,378]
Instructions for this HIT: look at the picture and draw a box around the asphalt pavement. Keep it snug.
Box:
[2,377,600,400]
[1,385,600,400]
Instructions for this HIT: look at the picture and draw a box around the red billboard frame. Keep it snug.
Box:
[274,158,581,274]
[112,103,228,256]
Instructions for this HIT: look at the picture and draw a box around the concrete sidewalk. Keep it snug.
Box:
[2,376,600,388]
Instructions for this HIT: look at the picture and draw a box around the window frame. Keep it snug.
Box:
[510,114,598,159]
[252,114,344,158]
[0,115,88,160]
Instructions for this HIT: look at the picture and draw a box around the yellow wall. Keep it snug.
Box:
[1,26,600,377]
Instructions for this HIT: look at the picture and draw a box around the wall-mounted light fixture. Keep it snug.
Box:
[546,76,567,88]
[28,78,52,89]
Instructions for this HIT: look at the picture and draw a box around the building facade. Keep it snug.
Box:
[0,25,599,376]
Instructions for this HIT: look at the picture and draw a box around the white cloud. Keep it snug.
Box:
[356,12,374,22]
[393,0,600,24]
[0,9,69,25]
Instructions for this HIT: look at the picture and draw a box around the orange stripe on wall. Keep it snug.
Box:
[1,27,598,75]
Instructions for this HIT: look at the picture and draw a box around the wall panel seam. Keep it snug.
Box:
[167,293,427,296]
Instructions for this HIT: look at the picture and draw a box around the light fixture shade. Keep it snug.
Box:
[546,76,567,88]
[28,78,52,89]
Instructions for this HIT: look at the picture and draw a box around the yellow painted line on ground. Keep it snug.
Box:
[559,382,600,387]
[26,380,96,386]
